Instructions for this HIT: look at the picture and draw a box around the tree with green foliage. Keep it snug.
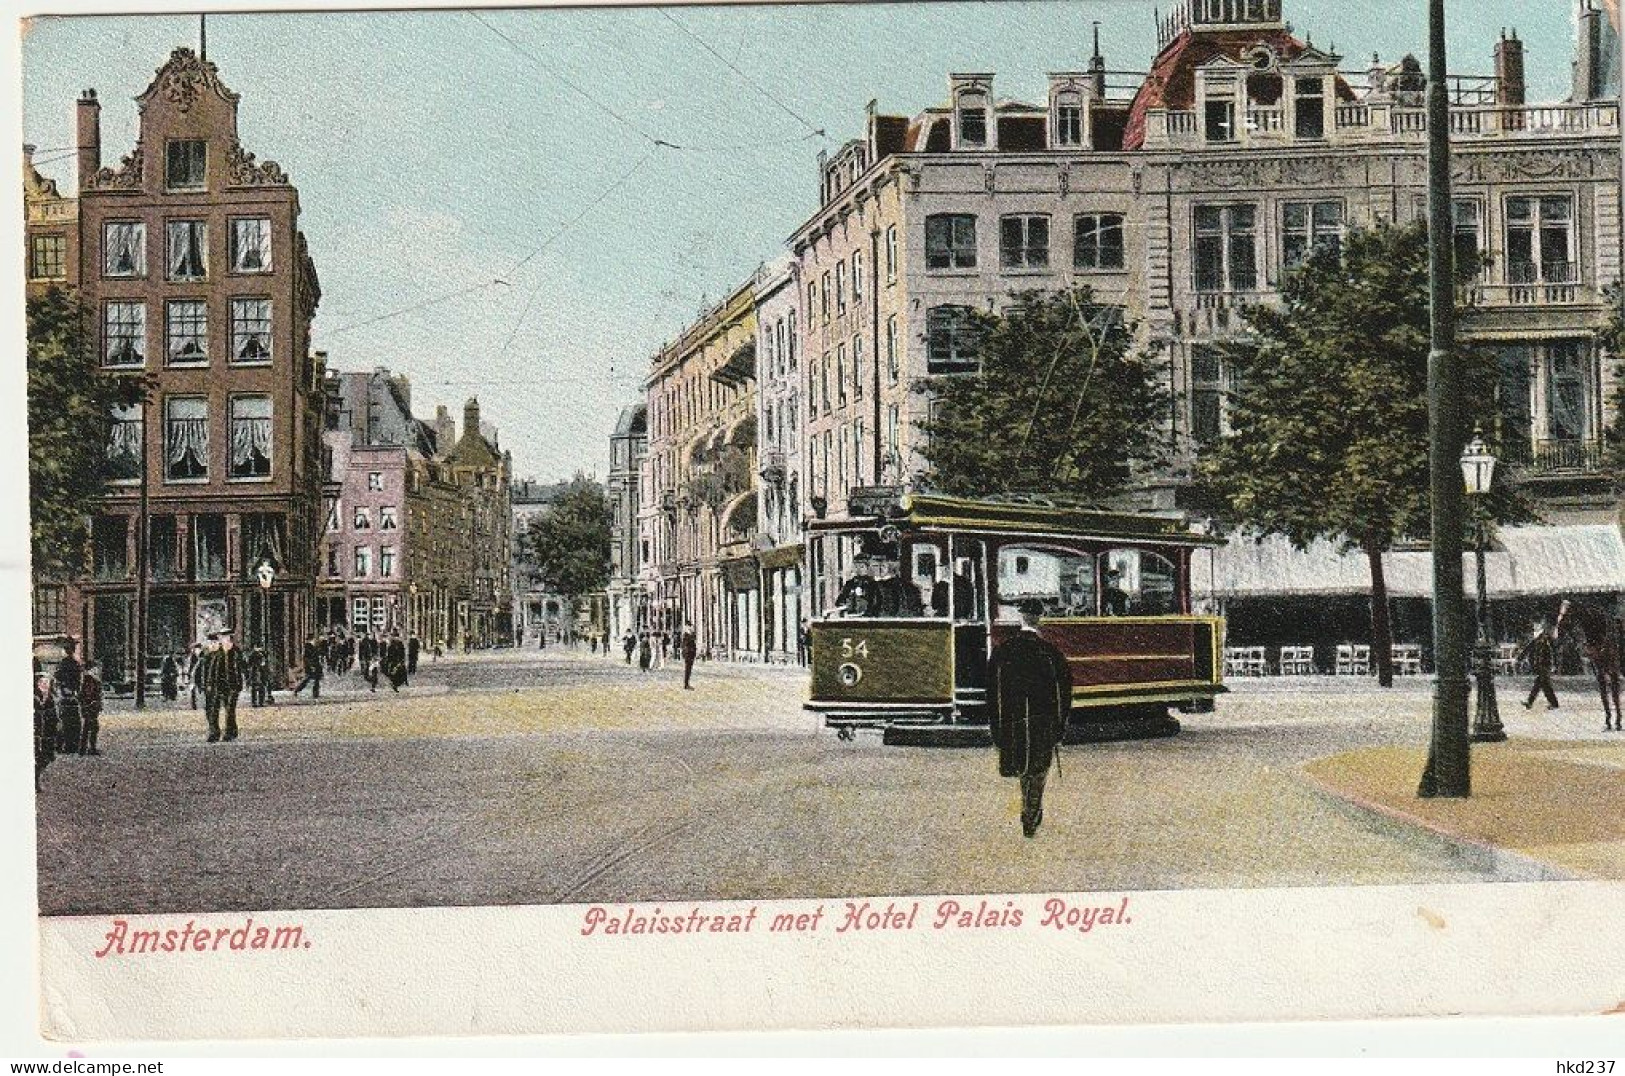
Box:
[917,287,1170,502]
[1199,222,1526,687]
[519,475,612,601]
[27,284,146,583]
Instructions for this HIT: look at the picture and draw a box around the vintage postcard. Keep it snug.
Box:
[12,0,1625,1049]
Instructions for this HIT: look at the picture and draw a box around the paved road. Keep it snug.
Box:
[39,650,1616,915]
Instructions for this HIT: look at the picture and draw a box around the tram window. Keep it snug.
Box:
[996,546,1096,622]
[909,542,947,617]
[1104,548,1179,616]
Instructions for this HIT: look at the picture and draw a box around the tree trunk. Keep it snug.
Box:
[1365,538,1395,688]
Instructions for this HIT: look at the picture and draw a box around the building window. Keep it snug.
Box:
[164,397,208,482]
[367,471,384,491]
[1453,199,1484,275]
[380,506,398,530]
[1204,98,1236,142]
[106,403,143,483]
[885,225,898,283]
[193,514,227,581]
[354,506,372,530]
[807,366,818,417]
[229,395,272,479]
[1547,341,1591,441]
[92,516,129,581]
[787,309,798,368]
[166,139,207,190]
[352,597,370,630]
[327,546,340,577]
[852,250,865,304]
[1074,213,1125,270]
[1191,347,1227,446]
[1055,100,1083,146]
[1194,204,1257,292]
[926,306,980,374]
[1282,201,1344,268]
[33,585,65,635]
[230,298,272,363]
[1506,196,1574,284]
[835,261,847,314]
[925,214,977,270]
[836,345,848,407]
[354,547,372,578]
[104,302,146,369]
[807,282,818,326]
[103,221,146,278]
[166,300,208,365]
[1001,214,1051,270]
[230,218,272,273]
[958,92,988,146]
[380,547,396,579]
[852,336,864,400]
[821,271,832,321]
[886,315,899,382]
[325,499,340,533]
[241,514,285,579]
[1293,76,1325,139]
[853,420,865,483]
[166,220,207,281]
[821,353,831,412]
[28,234,66,280]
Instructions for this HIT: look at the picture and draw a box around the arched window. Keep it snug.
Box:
[994,545,1097,622]
[1102,549,1179,616]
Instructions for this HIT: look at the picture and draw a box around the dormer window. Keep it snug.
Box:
[957,92,988,147]
[166,139,207,190]
[1204,98,1236,142]
[1294,77,1326,139]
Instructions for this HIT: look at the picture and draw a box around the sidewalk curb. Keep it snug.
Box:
[1291,765,1589,883]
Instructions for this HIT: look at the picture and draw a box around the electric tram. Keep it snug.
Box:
[805,491,1226,746]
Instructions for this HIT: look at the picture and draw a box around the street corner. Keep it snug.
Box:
[1298,740,1625,882]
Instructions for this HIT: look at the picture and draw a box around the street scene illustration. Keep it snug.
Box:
[21,0,1625,916]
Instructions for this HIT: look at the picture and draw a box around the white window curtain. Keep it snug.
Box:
[231,298,272,362]
[105,303,146,366]
[165,399,208,476]
[104,222,145,276]
[167,221,206,280]
[230,396,272,472]
[232,219,272,273]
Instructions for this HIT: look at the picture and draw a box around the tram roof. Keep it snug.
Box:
[808,494,1223,548]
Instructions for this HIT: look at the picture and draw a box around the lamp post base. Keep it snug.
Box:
[1470,642,1507,743]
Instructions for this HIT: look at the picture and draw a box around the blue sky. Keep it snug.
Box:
[21,1,1589,480]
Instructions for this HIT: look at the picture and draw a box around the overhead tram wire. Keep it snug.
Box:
[657,9,826,143]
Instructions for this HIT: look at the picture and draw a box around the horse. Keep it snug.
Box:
[1555,599,1625,732]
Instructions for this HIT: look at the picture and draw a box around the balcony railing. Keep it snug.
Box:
[1504,438,1604,475]
[758,450,787,484]
[1147,100,1619,148]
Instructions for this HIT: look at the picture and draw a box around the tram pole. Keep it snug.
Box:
[1418,0,1471,798]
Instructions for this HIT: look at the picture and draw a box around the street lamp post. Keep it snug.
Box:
[1419,0,1472,799]
[1462,430,1507,743]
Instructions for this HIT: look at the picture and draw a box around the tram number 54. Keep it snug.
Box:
[840,638,870,659]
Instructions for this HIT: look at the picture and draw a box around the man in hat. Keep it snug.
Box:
[1519,621,1560,711]
[1103,569,1131,617]
[77,659,104,756]
[987,598,1071,839]
[203,630,245,742]
[680,621,698,690]
[292,634,324,698]
[52,637,84,755]
[835,557,883,618]
[384,629,408,692]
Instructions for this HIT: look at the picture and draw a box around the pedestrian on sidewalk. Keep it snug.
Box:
[408,634,420,675]
[638,632,652,673]
[292,634,324,699]
[52,637,83,755]
[34,671,57,792]
[159,652,179,702]
[988,599,1071,839]
[384,630,408,692]
[433,638,444,662]
[203,630,244,743]
[358,634,377,680]
[655,630,668,670]
[1519,621,1560,711]
[247,647,268,707]
[623,631,636,664]
[798,621,810,667]
[681,622,698,690]
[186,643,204,711]
[77,660,104,756]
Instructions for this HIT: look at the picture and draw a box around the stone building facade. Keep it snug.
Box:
[752,255,807,660]
[58,47,324,685]
[637,283,759,658]
[605,404,647,646]
[443,398,513,648]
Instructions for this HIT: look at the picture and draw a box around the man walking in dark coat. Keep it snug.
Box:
[681,622,698,689]
[384,631,408,692]
[203,631,245,742]
[292,634,324,698]
[407,634,420,674]
[247,647,269,707]
[160,652,180,702]
[623,631,636,664]
[52,637,84,755]
[987,600,1072,838]
[1519,621,1560,711]
[77,660,104,756]
[358,634,378,681]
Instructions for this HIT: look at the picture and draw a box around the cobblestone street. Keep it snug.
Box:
[34,649,1624,915]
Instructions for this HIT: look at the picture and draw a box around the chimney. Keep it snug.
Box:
[1495,27,1526,106]
[1576,3,1603,101]
[76,89,100,192]
[463,398,481,442]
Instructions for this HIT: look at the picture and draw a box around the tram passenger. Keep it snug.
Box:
[834,557,883,617]
[1104,568,1131,616]
[873,555,923,618]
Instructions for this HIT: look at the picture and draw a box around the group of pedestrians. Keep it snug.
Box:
[33,637,104,791]
[293,628,421,698]
[620,624,700,688]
